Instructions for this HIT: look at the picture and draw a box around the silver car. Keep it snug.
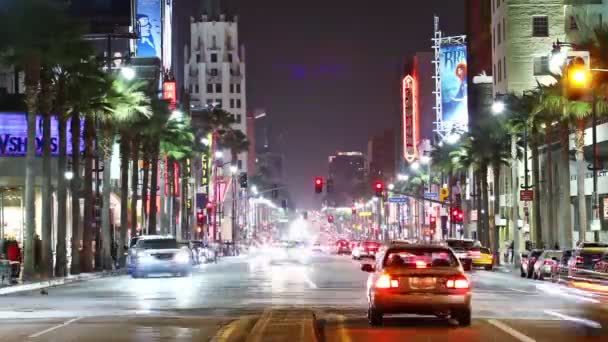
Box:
[362,243,472,326]
[129,236,192,278]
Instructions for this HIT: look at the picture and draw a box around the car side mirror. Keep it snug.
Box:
[361,264,374,273]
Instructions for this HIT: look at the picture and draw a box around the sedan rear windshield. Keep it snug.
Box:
[469,247,491,254]
[384,248,458,268]
[139,239,178,250]
[530,250,543,258]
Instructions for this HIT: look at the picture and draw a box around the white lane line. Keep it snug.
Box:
[508,288,535,294]
[28,316,83,338]
[543,310,602,329]
[303,273,318,289]
[487,319,536,342]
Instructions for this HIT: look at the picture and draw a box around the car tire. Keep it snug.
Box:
[454,307,471,327]
[520,268,526,277]
[368,305,383,326]
[532,271,538,280]
[538,273,544,281]
[484,265,492,271]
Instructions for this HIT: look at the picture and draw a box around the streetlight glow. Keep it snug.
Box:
[229,165,238,174]
[411,161,420,170]
[492,101,505,114]
[64,171,74,180]
[446,133,460,144]
[120,66,136,80]
[420,156,431,165]
[201,137,210,146]
[170,109,183,120]
[397,174,409,181]
[214,151,224,159]
[388,183,395,191]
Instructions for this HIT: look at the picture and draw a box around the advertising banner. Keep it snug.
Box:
[0,113,84,156]
[440,44,468,129]
[136,0,162,58]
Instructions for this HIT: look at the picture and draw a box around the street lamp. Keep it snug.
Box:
[201,137,210,146]
[64,171,74,180]
[446,133,461,144]
[420,155,431,165]
[492,101,505,114]
[214,151,224,159]
[120,66,136,80]
[388,183,395,191]
[397,174,409,181]
[411,161,420,170]
[229,165,238,174]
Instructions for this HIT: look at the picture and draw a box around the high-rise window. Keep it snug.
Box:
[503,17,506,41]
[532,16,549,37]
[196,53,201,63]
[207,83,213,93]
[195,84,199,93]
[211,53,218,63]
[236,84,241,93]
[230,99,235,108]
[230,84,235,93]
[497,23,501,45]
[503,57,507,81]
[215,99,222,108]
[497,60,502,82]
[215,83,222,92]
[228,53,233,63]
[236,114,242,123]
[236,99,241,108]
[210,68,218,76]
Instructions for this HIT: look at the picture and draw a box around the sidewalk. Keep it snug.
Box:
[0,269,125,296]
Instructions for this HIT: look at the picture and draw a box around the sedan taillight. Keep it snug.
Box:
[446,275,469,289]
[375,274,399,288]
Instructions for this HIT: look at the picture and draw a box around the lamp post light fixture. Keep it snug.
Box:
[201,137,210,146]
[64,171,74,180]
[214,151,224,159]
[229,165,238,174]
[388,183,395,191]
[120,66,136,80]
[492,101,505,114]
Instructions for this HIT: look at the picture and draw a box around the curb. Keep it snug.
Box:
[0,270,125,296]
[210,315,259,342]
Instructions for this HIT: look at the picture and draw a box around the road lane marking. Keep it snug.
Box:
[543,310,602,329]
[336,314,352,342]
[303,273,318,289]
[28,316,83,338]
[487,319,536,342]
[508,288,535,294]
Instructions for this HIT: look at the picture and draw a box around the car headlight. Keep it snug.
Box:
[174,251,190,264]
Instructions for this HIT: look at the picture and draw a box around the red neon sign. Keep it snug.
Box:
[402,75,418,162]
[163,81,177,110]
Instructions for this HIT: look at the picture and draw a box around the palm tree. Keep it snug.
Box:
[0,0,88,279]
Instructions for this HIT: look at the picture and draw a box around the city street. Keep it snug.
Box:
[0,253,607,341]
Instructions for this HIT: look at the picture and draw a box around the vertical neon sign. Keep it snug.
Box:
[402,75,418,162]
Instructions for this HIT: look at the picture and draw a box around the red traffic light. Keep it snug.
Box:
[374,181,384,197]
[314,177,324,193]
[315,178,323,185]
[328,215,334,223]
[375,182,383,190]
[197,212,204,220]
[430,215,436,223]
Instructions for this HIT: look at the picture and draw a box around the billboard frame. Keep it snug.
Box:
[432,16,467,138]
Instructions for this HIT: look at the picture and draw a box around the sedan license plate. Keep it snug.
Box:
[409,277,436,289]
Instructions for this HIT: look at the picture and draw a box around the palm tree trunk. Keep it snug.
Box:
[82,116,95,272]
[41,112,53,278]
[474,171,482,243]
[511,134,521,268]
[531,140,543,248]
[130,136,140,240]
[148,141,160,235]
[460,172,469,238]
[119,135,130,267]
[575,120,587,243]
[492,166,501,265]
[23,79,39,281]
[167,159,176,236]
[481,167,490,247]
[179,160,188,241]
[141,150,150,234]
[559,121,573,249]
[55,114,68,277]
[70,112,81,275]
[159,155,166,235]
[100,135,113,270]
[544,125,555,248]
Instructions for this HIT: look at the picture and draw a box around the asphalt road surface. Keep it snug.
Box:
[0,253,607,341]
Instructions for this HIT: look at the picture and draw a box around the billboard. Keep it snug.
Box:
[0,113,85,156]
[440,44,468,129]
[136,0,162,58]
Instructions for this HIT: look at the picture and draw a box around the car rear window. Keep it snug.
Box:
[363,242,379,247]
[446,240,476,249]
[139,239,178,249]
[384,248,458,268]
[580,251,603,268]
[530,251,543,258]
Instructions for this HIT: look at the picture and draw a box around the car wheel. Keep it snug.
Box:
[454,307,471,327]
[368,305,383,326]
[484,265,492,271]
[538,272,544,281]
[520,268,526,277]
[527,270,533,278]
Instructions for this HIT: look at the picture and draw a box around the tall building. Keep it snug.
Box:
[368,130,396,181]
[184,10,247,170]
[327,152,365,206]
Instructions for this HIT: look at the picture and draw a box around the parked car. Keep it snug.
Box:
[521,249,543,278]
[335,239,351,255]
[550,249,573,283]
[468,247,494,271]
[568,246,607,278]
[533,250,562,280]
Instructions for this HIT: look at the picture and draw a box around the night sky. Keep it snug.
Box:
[176,0,465,209]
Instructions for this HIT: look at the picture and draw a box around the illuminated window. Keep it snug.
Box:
[532,16,548,37]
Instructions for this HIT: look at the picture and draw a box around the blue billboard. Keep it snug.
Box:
[0,113,85,157]
[136,0,162,58]
[440,44,468,127]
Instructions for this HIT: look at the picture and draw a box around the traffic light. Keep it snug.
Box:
[351,207,356,216]
[430,215,436,235]
[197,211,204,225]
[314,177,324,193]
[452,208,463,223]
[239,173,248,188]
[328,215,334,223]
[564,56,591,101]
[327,179,334,193]
[374,181,384,197]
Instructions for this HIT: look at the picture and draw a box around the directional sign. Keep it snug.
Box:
[388,197,409,203]
[424,192,438,199]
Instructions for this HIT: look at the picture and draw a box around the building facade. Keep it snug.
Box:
[327,152,365,207]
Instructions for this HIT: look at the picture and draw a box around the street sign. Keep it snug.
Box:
[440,187,449,201]
[520,190,534,201]
[470,210,478,222]
[358,211,372,217]
[591,219,601,231]
[424,192,438,199]
[603,197,608,219]
[388,197,409,203]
